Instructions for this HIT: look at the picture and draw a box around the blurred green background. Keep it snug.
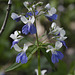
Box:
[0,0,75,75]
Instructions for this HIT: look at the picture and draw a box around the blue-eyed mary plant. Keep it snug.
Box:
[6,1,68,75]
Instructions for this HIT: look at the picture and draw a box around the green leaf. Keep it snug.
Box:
[5,45,37,72]
[40,48,56,70]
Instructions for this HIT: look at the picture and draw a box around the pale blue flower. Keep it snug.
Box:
[51,51,64,64]
[10,31,23,48]
[45,4,58,21]
[11,13,21,22]
[13,44,28,64]
[21,16,36,35]
[46,41,63,64]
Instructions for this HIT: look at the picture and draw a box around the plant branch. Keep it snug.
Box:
[0,0,12,36]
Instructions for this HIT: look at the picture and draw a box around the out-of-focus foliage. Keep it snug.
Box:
[0,0,75,75]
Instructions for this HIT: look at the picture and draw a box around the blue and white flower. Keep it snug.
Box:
[13,44,28,64]
[11,13,21,22]
[46,41,64,64]
[50,22,68,49]
[10,31,23,48]
[21,16,36,35]
[45,4,58,21]
[35,69,47,75]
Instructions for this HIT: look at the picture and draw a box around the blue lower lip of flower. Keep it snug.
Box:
[11,41,19,49]
[51,51,64,64]
[60,41,68,49]
[22,24,30,35]
[20,53,28,64]
[51,54,59,64]
[30,24,37,34]
[16,52,28,64]
[45,14,58,21]
[14,17,21,22]
[25,10,38,18]
[22,24,36,35]
[56,51,64,60]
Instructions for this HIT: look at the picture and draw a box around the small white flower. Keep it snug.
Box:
[10,31,22,41]
[10,31,23,48]
[35,69,47,75]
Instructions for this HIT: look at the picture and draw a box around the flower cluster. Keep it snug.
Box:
[46,22,67,64]
[10,1,67,66]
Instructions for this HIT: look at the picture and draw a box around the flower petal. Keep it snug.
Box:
[55,41,62,49]
[51,22,56,29]
[60,41,68,49]
[41,70,47,75]
[11,41,19,49]
[22,24,30,35]
[30,16,35,24]
[23,44,28,52]
[51,14,58,20]
[49,7,56,15]
[35,10,39,15]
[20,53,28,64]
[45,3,51,9]
[13,44,22,52]
[51,54,59,64]
[56,51,64,60]
[21,16,28,24]
[60,29,66,36]
[30,24,36,34]
[11,13,20,22]
[16,53,21,63]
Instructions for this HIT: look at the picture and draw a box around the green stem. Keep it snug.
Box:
[34,9,41,75]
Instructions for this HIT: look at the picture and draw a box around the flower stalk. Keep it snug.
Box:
[34,9,41,75]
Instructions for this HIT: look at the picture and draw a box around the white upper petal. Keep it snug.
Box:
[46,49,50,53]
[58,36,67,41]
[55,41,62,49]
[48,7,56,16]
[11,13,19,19]
[23,44,28,52]
[60,29,66,36]
[41,70,47,75]
[51,22,56,29]
[10,34,15,40]
[13,44,22,52]
[30,16,35,24]
[46,45,54,52]
[45,3,51,9]
[14,31,18,37]
[21,16,28,24]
